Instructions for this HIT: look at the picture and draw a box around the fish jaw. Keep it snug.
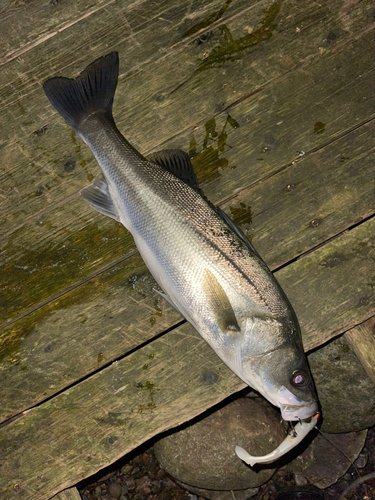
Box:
[277,385,319,420]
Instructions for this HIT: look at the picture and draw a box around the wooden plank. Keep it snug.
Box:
[0,0,112,63]
[0,252,181,422]
[344,317,375,383]
[1,31,375,323]
[1,199,374,424]
[1,1,373,236]
[0,199,136,324]
[1,215,375,500]
[1,116,374,421]
[53,487,81,500]
[0,322,245,500]
[225,119,375,269]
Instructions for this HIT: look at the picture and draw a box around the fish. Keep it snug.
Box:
[43,52,319,464]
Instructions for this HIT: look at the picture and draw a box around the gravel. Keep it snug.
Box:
[78,425,375,500]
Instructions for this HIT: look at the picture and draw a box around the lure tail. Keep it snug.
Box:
[43,52,119,134]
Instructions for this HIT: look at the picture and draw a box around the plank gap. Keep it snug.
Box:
[0,317,186,429]
[273,210,375,274]
[0,250,138,332]
[2,110,374,333]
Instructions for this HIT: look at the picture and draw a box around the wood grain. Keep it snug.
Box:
[1,207,374,423]
[345,317,375,383]
[53,487,82,500]
[0,1,372,236]
[1,36,374,323]
[0,217,374,500]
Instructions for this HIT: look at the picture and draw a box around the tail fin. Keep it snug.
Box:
[43,52,119,133]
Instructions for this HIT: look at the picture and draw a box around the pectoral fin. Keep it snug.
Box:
[202,269,240,334]
[80,174,120,221]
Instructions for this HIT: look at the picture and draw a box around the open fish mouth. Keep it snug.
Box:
[276,385,318,421]
[281,401,319,421]
[236,413,320,466]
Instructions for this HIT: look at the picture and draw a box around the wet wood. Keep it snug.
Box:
[1,206,374,426]
[1,1,372,236]
[1,117,374,422]
[1,29,375,323]
[53,488,82,500]
[0,217,374,500]
[0,1,374,497]
[345,317,375,383]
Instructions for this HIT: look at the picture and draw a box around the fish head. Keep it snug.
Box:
[239,316,318,421]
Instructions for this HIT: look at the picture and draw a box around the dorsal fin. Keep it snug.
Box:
[80,174,120,221]
[147,149,205,196]
[148,149,257,256]
[214,206,257,254]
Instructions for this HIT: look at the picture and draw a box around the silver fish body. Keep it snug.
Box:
[43,52,318,422]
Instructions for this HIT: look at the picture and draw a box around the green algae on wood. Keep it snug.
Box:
[1,215,375,498]
[0,253,182,423]
[190,114,238,185]
[0,199,133,324]
[172,1,283,93]
[1,0,373,238]
[182,0,233,38]
[0,322,245,500]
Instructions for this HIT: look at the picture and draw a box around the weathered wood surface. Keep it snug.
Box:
[1,119,375,422]
[1,1,373,236]
[345,317,375,383]
[2,25,374,323]
[0,0,375,498]
[53,488,81,500]
[0,216,374,500]
[0,322,245,500]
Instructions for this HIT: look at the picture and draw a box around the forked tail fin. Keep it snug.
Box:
[43,52,119,133]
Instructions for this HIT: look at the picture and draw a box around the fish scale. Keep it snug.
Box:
[43,51,319,465]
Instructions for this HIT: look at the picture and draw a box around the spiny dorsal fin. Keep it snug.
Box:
[202,268,241,334]
[147,149,205,196]
[80,174,120,222]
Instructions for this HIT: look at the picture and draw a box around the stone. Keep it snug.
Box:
[307,335,375,433]
[175,479,258,500]
[154,397,287,491]
[285,428,367,488]
[108,482,122,499]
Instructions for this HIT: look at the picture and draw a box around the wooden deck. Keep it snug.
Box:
[1,0,375,498]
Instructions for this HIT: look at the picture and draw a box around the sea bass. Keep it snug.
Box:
[43,53,319,464]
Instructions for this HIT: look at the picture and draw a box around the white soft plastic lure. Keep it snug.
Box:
[235,414,319,466]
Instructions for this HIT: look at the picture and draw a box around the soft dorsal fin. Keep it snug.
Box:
[149,149,257,256]
[202,269,241,334]
[80,174,120,221]
[147,149,205,196]
[214,206,257,254]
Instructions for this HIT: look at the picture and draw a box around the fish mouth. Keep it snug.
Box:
[277,385,318,421]
[280,401,319,421]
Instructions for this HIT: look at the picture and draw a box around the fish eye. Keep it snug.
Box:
[291,369,310,388]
